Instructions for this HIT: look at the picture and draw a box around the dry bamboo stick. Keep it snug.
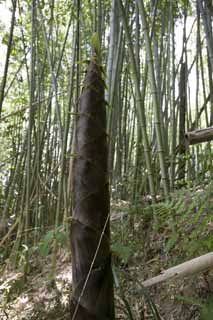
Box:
[185,126,213,145]
[142,252,213,287]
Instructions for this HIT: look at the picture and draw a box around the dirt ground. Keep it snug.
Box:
[0,193,213,319]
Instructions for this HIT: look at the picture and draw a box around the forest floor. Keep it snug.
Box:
[0,182,213,319]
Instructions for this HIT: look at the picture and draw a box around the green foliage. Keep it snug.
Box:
[111,241,133,265]
[165,231,178,253]
[0,273,25,306]
[91,32,101,55]
[135,280,162,320]
[114,272,134,320]
[175,294,213,320]
[175,294,202,306]
[113,268,162,320]
[39,230,54,256]
[200,299,213,320]
[150,182,213,260]
[38,227,68,257]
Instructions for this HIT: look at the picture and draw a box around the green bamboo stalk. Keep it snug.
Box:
[117,0,156,198]
[137,0,169,197]
[0,0,17,118]
[169,0,176,190]
[197,0,213,72]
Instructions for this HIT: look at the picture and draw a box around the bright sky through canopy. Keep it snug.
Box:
[0,1,11,71]
[0,2,199,110]
[0,1,11,28]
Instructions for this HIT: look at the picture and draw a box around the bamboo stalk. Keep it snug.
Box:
[117,0,156,198]
[0,0,17,118]
[137,0,170,197]
[185,126,213,145]
[143,252,213,287]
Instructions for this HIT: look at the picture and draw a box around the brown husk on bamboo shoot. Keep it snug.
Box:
[70,56,114,319]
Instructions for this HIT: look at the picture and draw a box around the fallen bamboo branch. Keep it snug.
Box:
[111,212,128,221]
[142,252,213,287]
[185,126,213,145]
[0,218,19,247]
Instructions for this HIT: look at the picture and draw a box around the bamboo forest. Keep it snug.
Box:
[0,0,213,319]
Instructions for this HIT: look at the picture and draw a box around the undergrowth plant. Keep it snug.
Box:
[150,181,213,262]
